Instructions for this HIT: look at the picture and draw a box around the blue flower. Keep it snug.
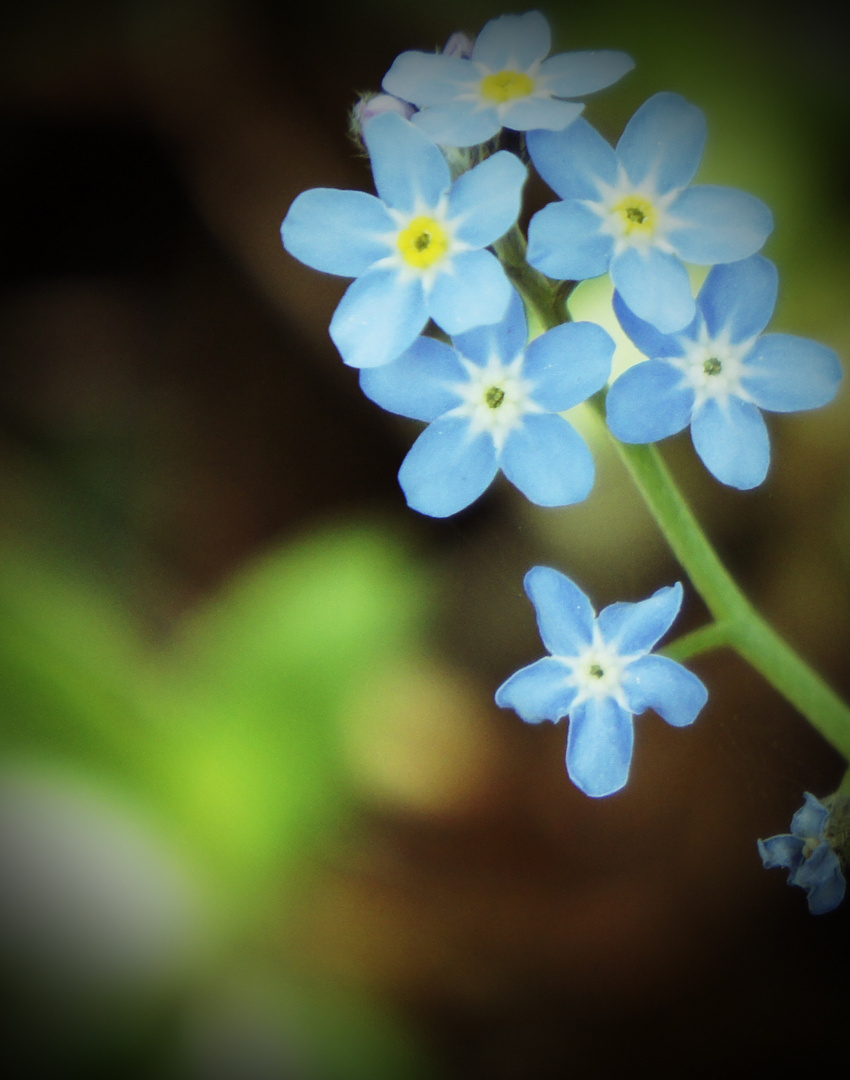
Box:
[606,255,843,489]
[359,287,614,517]
[758,793,847,915]
[382,10,633,148]
[526,92,774,333]
[495,567,707,797]
[281,111,526,368]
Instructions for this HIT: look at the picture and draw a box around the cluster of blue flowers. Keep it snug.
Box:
[281,11,845,907]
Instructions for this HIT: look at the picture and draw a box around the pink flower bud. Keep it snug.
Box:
[442,31,473,59]
[354,93,415,126]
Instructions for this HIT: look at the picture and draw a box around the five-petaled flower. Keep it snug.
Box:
[526,92,774,333]
[758,793,847,915]
[359,287,614,517]
[606,254,843,489]
[495,567,707,797]
[382,10,633,148]
[281,111,526,368]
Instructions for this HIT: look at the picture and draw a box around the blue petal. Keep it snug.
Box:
[500,415,596,507]
[494,656,577,723]
[523,566,595,658]
[616,92,706,195]
[428,249,512,335]
[398,417,498,517]
[527,201,612,280]
[451,286,527,366]
[448,151,527,248]
[795,849,847,915]
[525,321,614,409]
[364,112,450,211]
[805,865,847,915]
[330,269,426,368]
[696,255,778,343]
[539,50,635,97]
[566,697,634,797]
[613,290,693,359]
[597,582,683,654]
[610,247,695,334]
[413,102,501,148]
[741,335,843,412]
[666,185,774,264]
[500,97,583,133]
[527,118,619,200]
[691,398,770,489]
[473,10,550,70]
[381,52,477,106]
[758,834,805,871]
[605,360,694,443]
[790,792,830,840]
[359,337,466,421]
[282,189,395,277]
[621,654,707,727]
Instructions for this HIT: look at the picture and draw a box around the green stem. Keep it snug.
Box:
[660,620,734,662]
[509,258,850,765]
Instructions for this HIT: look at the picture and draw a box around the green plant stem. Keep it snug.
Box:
[509,258,850,765]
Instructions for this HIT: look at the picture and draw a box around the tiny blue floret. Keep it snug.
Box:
[359,287,614,517]
[606,254,843,489]
[758,793,847,915]
[281,111,526,368]
[382,10,634,148]
[495,567,708,797]
[526,92,774,333]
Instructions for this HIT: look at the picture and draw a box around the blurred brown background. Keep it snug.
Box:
[1,1,849,1077]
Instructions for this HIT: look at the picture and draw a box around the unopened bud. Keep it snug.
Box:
[443,31,474,59]
[354,93,415,127]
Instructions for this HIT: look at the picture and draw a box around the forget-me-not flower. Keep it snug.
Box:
[359,287,614,517]
[526,92,774,333]
[495,567,707,797]
[282,111,526,368]
[382,10,633,148]
[759,793,847,915]
[605,255,843,489]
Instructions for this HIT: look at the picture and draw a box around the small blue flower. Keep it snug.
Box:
[382,10,633,148]
[758,793,847,915]
[281,112,526,368]
[606,255,843,489]
[359,287,614,517]
[495,567,707,797]
[526,92,774,333]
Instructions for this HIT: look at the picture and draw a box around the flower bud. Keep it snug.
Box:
[442,31,474,59]
[353,93,415,127]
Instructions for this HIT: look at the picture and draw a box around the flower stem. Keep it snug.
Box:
[509,260,850,764]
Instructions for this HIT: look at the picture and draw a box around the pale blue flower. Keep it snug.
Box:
[281,112,526,368]
[759,793,846,915]
[526,92,774,333]
[382,10,633,148]
[359,287,614,517]
[496,568,707,797]
[606,255,843,489]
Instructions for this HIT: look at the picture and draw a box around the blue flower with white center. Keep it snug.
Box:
[359,287,614,517]
[758,793,847,915]
[606,255,843,489]
[526,92,774,334]
[495,567,707,798]
[281,111,526,369]
[381,10,634,149]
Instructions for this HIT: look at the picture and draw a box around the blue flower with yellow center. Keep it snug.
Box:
[606,255,843,489]
[759,793,847,915]
[281,112,526,368]
[526,92,774,333]
[359,287,614,517]
[496,567,708,798]
[382,10,633,148]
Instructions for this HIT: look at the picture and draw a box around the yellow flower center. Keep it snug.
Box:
[397,216,451,269]
[613,194,658,236]
[480,69,535,104]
